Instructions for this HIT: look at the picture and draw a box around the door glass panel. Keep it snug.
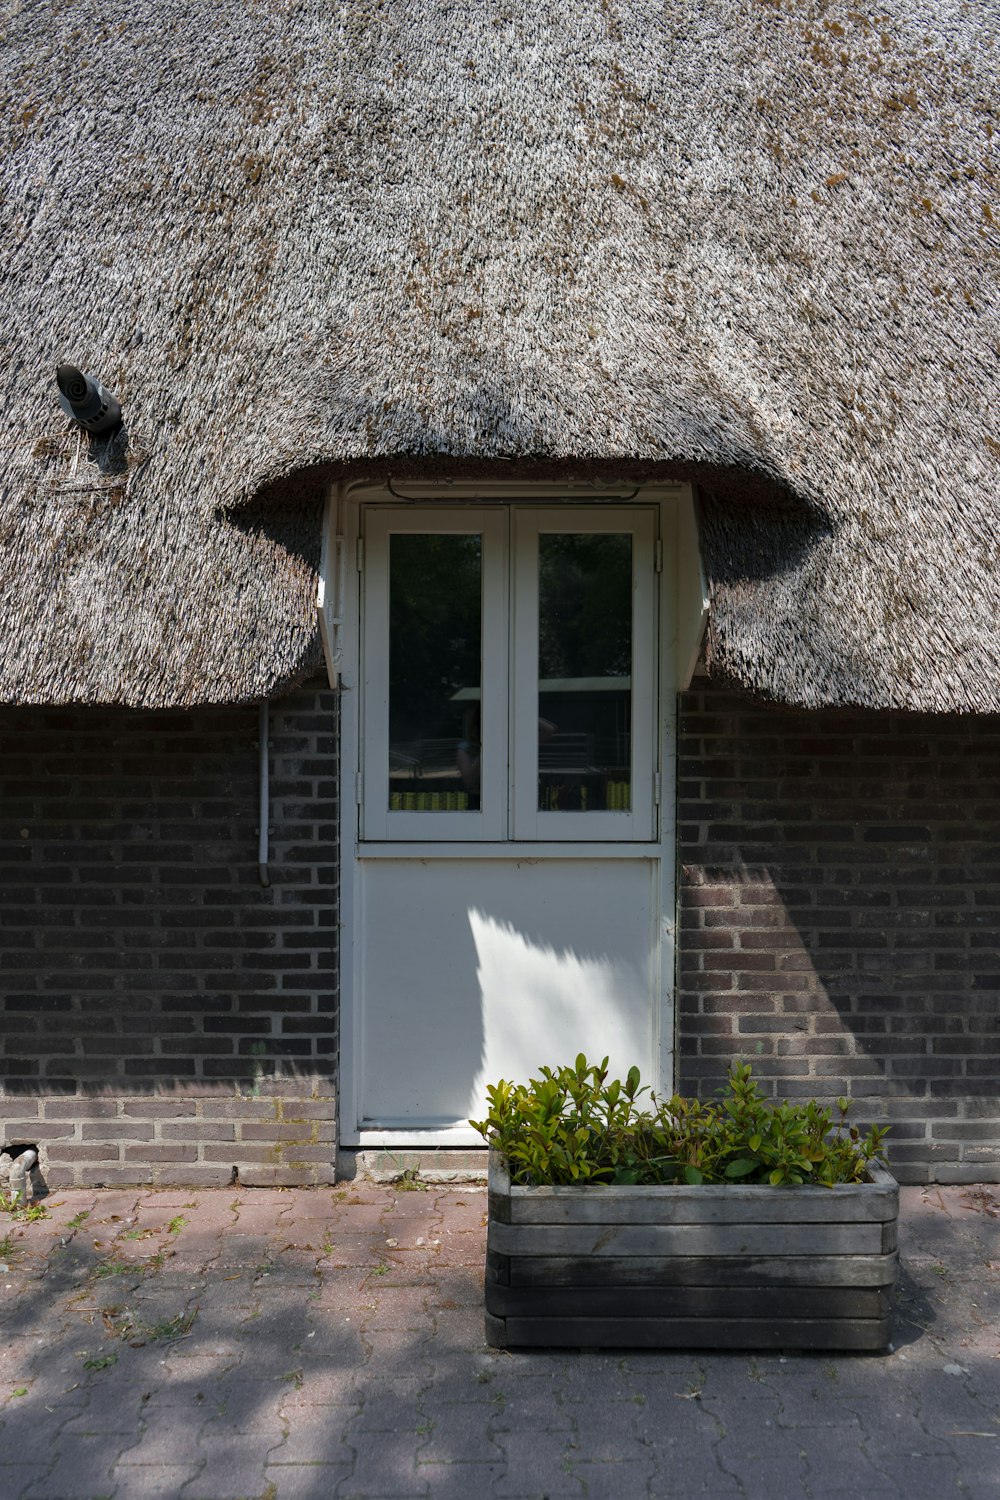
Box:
[537,533,632,813]
[388,534,482,811]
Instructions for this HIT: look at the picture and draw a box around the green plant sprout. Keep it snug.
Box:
[472,1057,889,1188]
[0,1192,49,1224]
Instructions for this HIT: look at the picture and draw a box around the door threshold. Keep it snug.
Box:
[337,1146,488,1185]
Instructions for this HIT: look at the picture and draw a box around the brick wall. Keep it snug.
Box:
[8,671,997,1189]
[677,683,1000,1184]
[0,681,338,1187]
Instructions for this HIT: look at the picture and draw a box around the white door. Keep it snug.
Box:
[341,497,675,1146]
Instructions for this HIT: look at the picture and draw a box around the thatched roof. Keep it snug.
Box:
[1,0,997,709]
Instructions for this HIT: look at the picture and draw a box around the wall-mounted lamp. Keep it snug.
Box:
[55,363,122,436]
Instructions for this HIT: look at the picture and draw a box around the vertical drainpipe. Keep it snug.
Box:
[258,702,270,888]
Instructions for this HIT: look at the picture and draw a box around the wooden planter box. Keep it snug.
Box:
[485,1151,898,1351]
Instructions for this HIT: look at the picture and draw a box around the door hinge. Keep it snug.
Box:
[654,771,661,805]
[654,539,663,574]
[356,537,364,571]
[355,770,363,806]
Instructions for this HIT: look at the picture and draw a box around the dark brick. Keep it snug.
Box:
[0,683,338,1186]
[677,682,1000,1181]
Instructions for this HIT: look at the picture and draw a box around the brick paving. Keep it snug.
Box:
[0,1183,997,1499]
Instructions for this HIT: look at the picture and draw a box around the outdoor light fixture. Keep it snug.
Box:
[55,363,122,436]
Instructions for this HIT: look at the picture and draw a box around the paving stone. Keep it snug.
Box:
[567,1399,651,1462]
[569,1459,657,1499]
[338,1431,429,1497]
[0,1423,66,1475]
[264,1462,355,1498]
[866,1451,962,1492]
[416,1400,506,1463]
[415,1461,506,1498]
[201,1381,286,1430]
[360,1287,433,1330]
[275,1404,357,1465]
[643,1444,744,1497]
[22,1434,119,1499]
[184,1433,286,1499]
[347,1387,427,1435]
[60,1395,148,1437]
[491,1430,585,1497]
[359,1329,435,1374]
[111,1464,203,1497]
[491,1392,574,1434]
[796,1422,888,1480]
[805,1490,902,1500]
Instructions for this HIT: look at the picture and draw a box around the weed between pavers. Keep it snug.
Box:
[0,1192,49,1224]
[394,1168,428,1193]
[99,1307,197,1346]
[83,1355,118,1371]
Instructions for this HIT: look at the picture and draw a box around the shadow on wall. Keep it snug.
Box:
[678,691,1000,1180]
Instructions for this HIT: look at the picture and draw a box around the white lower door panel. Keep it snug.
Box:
[355,856,659,1141]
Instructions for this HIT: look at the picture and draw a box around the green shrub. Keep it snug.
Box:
[471,1057,888,1188]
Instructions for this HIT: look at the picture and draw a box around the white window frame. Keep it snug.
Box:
[361,507,507,842]
[511,507,657,842]
[361,504,658,844]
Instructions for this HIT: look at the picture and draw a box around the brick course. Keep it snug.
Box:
[677,683,1000,1184]
[0,682,338,1187]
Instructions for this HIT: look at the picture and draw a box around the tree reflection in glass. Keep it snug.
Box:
[537,534,632,813]
[388,534,482,812]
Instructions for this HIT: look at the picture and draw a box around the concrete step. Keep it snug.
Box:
[337,1147,488,1185]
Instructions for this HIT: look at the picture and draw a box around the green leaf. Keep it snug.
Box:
[723,1158,759,1178]
[682,1166,704,1185]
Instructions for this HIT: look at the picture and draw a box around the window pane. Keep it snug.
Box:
[537,533,632,813]
[389,534,482,812]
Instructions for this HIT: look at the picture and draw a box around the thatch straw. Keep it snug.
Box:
[1,1,996,707]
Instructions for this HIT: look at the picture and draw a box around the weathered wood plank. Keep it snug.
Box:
[485,1248,510,1286]
[507,1190,896,1226]
[484,1311,508,1349]
[486,1282,887,1320]
[493,1314,893,1351]
[503,1167,897,1226]
[506,1250,898,1289]
[487,1150,511,1225]
[489,1220,884,1258]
